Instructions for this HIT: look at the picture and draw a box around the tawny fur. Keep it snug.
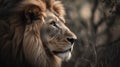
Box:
[0,0,66,67]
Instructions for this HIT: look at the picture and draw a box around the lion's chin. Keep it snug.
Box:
[53,49,72,61]
[52,45,74,61]
[56,51,72,61]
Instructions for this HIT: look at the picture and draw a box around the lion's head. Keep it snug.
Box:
[0,0,77,67]
[41,10,77,60]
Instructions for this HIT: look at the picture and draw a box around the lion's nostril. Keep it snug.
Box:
[67,37,76,44]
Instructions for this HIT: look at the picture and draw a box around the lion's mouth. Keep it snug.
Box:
[51,45,74,60]
[52,48,72,61]
[52,48,72,54]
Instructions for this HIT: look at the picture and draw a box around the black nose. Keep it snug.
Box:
[67,37,76,44]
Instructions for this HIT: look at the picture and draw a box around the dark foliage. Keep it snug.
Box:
[62,0,120,67]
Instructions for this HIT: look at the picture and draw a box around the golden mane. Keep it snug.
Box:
[0,0,66,67]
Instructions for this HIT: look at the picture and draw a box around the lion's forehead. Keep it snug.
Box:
[45,12,56,21]
[45,12,62,23]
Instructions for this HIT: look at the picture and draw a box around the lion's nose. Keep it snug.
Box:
[67,37,77,44]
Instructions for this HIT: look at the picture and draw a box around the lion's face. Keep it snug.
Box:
[41,11,77,61]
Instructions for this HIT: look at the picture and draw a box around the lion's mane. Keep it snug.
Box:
[0,0,65,67]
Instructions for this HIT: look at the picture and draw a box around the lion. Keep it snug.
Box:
[0,0,77,67]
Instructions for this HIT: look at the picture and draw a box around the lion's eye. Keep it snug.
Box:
[50,21,57,27]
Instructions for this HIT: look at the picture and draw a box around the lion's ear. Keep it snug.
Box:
[24,5,45,24]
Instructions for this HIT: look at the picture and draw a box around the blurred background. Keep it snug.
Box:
[61,0,120,67]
